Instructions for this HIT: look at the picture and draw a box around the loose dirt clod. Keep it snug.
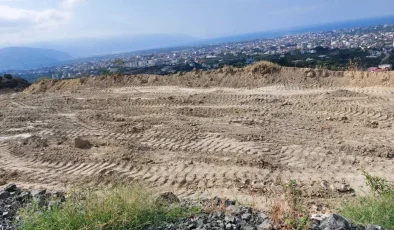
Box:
[74,137,91,149]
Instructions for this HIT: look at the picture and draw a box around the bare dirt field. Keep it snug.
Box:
[2,63,394,212]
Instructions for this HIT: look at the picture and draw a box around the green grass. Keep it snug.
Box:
[19,184,200,230]
[340,193,394,229]
[340,172,394,229]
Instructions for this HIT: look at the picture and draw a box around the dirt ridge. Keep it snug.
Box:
[24,61,394,94]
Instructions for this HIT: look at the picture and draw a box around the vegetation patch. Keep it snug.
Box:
[19,184,200,230]
[340,172,394,229]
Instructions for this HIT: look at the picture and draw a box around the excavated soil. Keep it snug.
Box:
[2,63,394,211]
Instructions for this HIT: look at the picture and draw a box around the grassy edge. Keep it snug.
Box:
[18,184,201,230]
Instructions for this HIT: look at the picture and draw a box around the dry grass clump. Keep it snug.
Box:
[244,61,281,75]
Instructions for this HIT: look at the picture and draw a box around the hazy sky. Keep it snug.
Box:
[2,0,394,47]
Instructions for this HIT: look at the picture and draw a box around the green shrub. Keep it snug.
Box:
[340,172,394,229]
[19,184,200,230]
[4,74,12,79]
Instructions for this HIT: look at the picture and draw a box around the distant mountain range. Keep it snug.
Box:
[0,47,72,71]
[33,34,197,58]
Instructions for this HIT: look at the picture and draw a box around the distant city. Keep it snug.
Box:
[5,23,394,82]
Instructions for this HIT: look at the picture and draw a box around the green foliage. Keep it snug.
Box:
[4,73,12,79]
[363,171,394,195]
[19,184,200,230]
[340,173,394,229]
[297,216,309,230]
[114,58,125,67]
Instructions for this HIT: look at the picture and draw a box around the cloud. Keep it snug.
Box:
[0,5,70,30]
[61,0,86,9]
[269,5,323,16]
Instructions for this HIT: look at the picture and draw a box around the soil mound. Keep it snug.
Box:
[24,61,394,94]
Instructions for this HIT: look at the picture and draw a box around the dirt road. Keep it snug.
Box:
[2,65,394,211]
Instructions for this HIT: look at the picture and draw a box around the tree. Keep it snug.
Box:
[4,74,12,79]
[114,58,125,67]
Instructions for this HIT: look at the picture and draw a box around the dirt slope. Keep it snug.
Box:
[2,62,394,212]
[25,61,394,94]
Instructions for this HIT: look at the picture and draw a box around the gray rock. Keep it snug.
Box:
[17,191,32,202]
[226,223,233,229]
[318,214,350,230]
[366,225,386,230]
[226,205,242,215]
[241,225,256,230]
[241,213,252,221]
[0,191,10,199]
[225,215,236,223]
[257,212,268,221]
[225,200,236,207]
[31,189,46,197]
[257,220,273,230]
[5,184,17,192]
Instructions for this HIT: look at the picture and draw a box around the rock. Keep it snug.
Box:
[336,184,354,193]
[5,184,17,192]
[0,191,10,199]
[241,213,252,221]
[318,214,350,230]
[226,205,242,215]
[241,225,256,230]
[257,220,273,230]
[307,71,316,78]
[156,192,180,204]
[74,137,91,149]
[366,225,386,230]
[320,180,330,190]
[31,189,46,197]
[225,199,236,207]
[17,191,32,202]
[257,212,268,221]
[311,213,331,222]
[225,215,236,223]
[340,116,349,121]
[214,196,222,205]
[226,223,233,229]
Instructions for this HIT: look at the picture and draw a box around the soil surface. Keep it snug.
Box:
[2,63,394,212]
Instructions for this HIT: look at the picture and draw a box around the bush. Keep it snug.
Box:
[19,184,200,230]
[4,74,12,79]
[340,172,394,229]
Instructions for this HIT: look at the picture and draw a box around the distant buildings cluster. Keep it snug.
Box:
[7,24,394,81]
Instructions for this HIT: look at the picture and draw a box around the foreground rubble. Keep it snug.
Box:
[0,185,386,230]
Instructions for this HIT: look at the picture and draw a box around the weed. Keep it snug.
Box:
[19,184,200,230]
[340,172,394,229]
[272,180,309,229]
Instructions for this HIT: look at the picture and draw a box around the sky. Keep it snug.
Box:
[1,0,394,49]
